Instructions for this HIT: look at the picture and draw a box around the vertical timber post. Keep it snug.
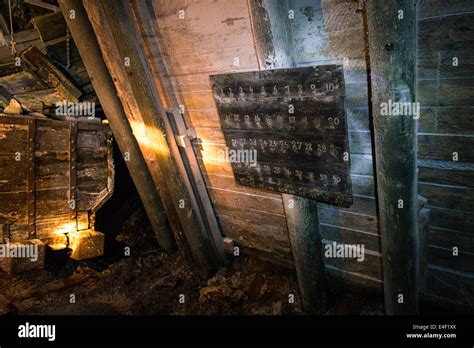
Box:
[365,0,419,314]
[249,0,328,314]
[282,195,328,313]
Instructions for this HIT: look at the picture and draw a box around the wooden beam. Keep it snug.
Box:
[248,0,328,313]
[282,194,328,313]
[82,0,222,277]
[0,29,41,65]
[130,2,225,261]
[20,46,82,101]
[166,108,225,260]
[365,0,419,314]
[0,85,11,108]
[0,14,8,48]
[0,14,9,35]
[57,0,175,252]
[31,12,66,43]
[25,0,60,13]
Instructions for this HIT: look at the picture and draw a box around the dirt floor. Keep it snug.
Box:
[0,204,387,316]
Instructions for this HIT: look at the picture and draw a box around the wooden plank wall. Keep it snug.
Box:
[148,0,293,266]
[145,0,473,307]
[416,0,474,307]
[0,116,112,243]
[148,0,380,280]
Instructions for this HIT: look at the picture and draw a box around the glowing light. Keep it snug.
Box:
[129,120,170,157]
[48,241,67,251]
[53,222,77,235]
[47,222,76,251]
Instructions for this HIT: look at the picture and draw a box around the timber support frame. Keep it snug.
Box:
[58,0,175,252]
[249,0,328,314]
[365,0,419,315]
[61,0,224,278]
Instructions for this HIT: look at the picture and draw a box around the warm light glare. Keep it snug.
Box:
[53,222,77,235]
[129,120,170,157]
[47,222,77,250]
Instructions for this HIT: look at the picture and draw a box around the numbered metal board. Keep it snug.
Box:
[209,65,352,207]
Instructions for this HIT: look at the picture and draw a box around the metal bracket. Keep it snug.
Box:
[176,134,188,148]
[186,127,197,140]
[175,126,198,148]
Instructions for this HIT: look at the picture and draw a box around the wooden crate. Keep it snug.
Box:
[0,114,114,246]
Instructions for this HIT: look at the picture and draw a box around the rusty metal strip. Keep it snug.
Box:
[26,118,36,239]
[69,121,78,231]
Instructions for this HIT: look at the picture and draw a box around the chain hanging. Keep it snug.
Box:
[50,26,72,70]
[66,26,71,68]
[8,0,17,56]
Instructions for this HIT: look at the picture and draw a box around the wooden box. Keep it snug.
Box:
[0,114,114,248]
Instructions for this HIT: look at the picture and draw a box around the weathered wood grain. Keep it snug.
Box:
[152,0,256,76]
[418,78,474,107]
[0,71,45,95]
[151,0,381,282]
[320,223,381,252]
[0,161,27,193]
[320,0,364,33]
[207,185,285,216]
[418,12,474,51]
[319,195,377,216]
[429,227,474,254]
[325,265,383,290]
[417,49,474,80]
[367,0,419,314]
[419,182,474,212]
[32,12,67,43]
[206,171,374,201]
[318,207,379,234]
[418,107,474,134]
[0,29,41,65]
[415,0,474,310]
[424,265,474,309]
[418,0,474,19]
[429,246,474,272]
[20,46,82,102]
[419,159,474,187]
[291,25,366,62]
[283,194,328,313]
[428,207,474,234]
[0,114,112,243]
[418,134,474,162]
[215,207,293,263]
[323,246,382,281]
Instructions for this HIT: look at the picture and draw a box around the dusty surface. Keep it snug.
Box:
[0,206,384,316]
